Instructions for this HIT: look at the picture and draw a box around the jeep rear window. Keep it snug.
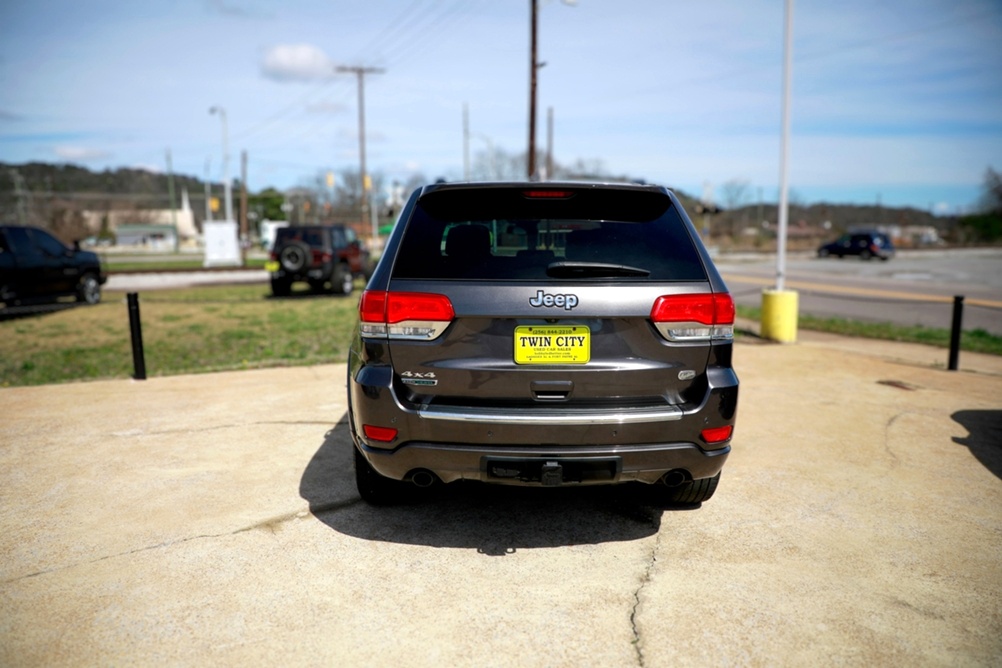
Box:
[277,227,325,247]
[391,188,706,281]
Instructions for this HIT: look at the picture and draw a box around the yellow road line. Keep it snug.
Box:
[721,273,1002,310]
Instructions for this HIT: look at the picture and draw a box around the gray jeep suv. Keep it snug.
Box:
[348,182,738,505]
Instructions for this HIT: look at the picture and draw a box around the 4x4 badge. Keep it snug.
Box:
[401,371,438,387]
[529,290,579,310]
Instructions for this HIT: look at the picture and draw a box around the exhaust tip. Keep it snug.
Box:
[409,470,438,488]
[660,470,689,488]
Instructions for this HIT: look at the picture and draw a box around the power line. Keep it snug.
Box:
[626,4,999,97]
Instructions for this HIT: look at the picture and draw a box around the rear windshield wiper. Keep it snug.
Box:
[546,261,651,278]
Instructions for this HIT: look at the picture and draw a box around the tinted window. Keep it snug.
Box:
[4,227,42,259]
[392,188,706,281]
[331,227,346,247]
[31,228,68,256]
[277,227,325,247]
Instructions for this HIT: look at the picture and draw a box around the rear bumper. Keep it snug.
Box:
[348,357,737,487]
[355,439,729,486]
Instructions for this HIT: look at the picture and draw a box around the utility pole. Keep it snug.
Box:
[166,149,178,252]
[204,157,213,222]
[546,106,554,180]
[240,150,248,264]
[463,103,470,181]
[528,0,540,179]
[337,65,384,239]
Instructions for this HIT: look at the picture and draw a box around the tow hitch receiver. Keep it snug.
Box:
[541,461,562,486]
[483,456,620,484]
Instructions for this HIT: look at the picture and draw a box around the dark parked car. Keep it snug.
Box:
[817,231,895,260]
[348,182,739,505]
[265,224,373,296]
[0,225,106,307]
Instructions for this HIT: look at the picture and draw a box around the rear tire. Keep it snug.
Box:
[76,273,101,304]
[653,472,721,506]
[270,278,291,297]
[354,445,405,505]
[332,263,354,296]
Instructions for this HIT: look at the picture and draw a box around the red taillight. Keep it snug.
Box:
[386,292,455,324]
[650,293,734,342]
[363,425,398,442]
[701,425,733,444]
[313,250,333,263]
[359,290,454,340]
[651,293,734,325]
[359,290,389,323]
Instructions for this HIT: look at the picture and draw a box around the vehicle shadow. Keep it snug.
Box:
[299,415,688,554]
[952,410,1002,481]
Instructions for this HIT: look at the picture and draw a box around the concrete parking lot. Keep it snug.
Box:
[2,331,1001,666]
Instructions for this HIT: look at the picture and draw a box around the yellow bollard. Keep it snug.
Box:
[761,289,799,343]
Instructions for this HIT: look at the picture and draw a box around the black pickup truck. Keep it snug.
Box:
[0,225,107,307]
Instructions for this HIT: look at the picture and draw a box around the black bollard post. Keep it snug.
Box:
[948,295,964,372]
[127,293,147,380]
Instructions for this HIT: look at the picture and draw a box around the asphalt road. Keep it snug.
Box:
[2,333,1001,666]
[99,248,1002,336]
[717,248,1002,335]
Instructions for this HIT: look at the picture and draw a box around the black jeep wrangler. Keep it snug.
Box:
[266,225,373,297]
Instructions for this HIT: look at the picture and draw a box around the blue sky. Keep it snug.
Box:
[1,0,1000,214]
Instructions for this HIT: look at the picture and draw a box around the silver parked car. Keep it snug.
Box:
[347,182,738,505]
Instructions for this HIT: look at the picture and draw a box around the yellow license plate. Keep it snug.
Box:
[264,260,280,272]
[514,326,590,365]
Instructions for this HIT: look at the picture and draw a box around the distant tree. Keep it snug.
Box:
[720,179,751,210]
[977,167,1002,214]
[958,167,1002,243]
[248,187,286,221]
[45,199,91,243]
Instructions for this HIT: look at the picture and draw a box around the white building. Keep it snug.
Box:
[82,188,199,247]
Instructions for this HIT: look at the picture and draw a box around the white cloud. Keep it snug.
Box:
[260,44,336,82]
[54,146,111,161]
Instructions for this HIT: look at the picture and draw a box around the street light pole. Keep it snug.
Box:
[760,0,799,344]
[775,0,793,292]
[209,106,233,222]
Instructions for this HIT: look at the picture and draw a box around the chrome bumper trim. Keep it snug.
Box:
[417,404,683,425]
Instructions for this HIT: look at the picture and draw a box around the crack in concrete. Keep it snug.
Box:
[111,419,340,438]
[630,530,662,667]
[3,498,361,585]
[884,411,926,466]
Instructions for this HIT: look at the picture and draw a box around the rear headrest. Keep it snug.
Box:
[445,224,491,259]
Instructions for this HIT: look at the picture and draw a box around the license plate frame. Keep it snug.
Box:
[514,325,590,365]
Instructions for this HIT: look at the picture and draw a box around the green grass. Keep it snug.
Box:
[2,285,999,387]
[0,282,361,387]
[735,305,1002,356]
[105,257,268,272]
